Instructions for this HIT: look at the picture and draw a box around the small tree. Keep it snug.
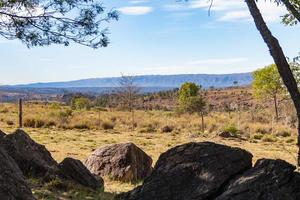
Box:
[178,82,200,111]
[178,82,207,132]
[118,74,139,131]
[71,97,91,110]
[252,64,284,121]
[185,96,206,133]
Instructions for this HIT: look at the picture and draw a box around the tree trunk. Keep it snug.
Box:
[282,0,300,23]
[273,94,279,121]
[245,0,300,165]
[201,113,205,133]
[18,98,23,128]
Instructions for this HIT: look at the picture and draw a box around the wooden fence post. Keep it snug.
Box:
[18,98,23,128]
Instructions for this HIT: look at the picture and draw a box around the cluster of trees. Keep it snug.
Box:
[252,60,300,121]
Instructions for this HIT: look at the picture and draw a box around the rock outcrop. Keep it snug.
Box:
[0,129,6,138]
[58,157,104,190]
[0,129,58,177]
[0,147,35,200]
[216,159,300,200]
[118,142,252,200]
[85,143,152,182]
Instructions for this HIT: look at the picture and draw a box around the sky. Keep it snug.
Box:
[0,0,299,85]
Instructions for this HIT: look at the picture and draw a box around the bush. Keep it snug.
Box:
[35,119,46,128]
[262,135,277,142]
[139,123,156,133]
[101,121,114,130]
[223,124,238,135]
[253,133,263,140]
[73,122,90,130]
[161,125,174,133]
[6,120,14,126]
[276,130,291,137]
[24,118,36,128]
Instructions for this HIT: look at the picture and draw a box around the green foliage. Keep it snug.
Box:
[185,96,206,114]
[252,64,284,99]
[0,0,119,48]
[223,124,238,135]
[71,97,91,110]
[177,82,205,113]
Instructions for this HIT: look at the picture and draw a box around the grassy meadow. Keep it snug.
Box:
[0,90,299,199]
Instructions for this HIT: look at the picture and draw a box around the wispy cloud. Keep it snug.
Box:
[164,0,286,23]
[129,0,149,4]
[118,6,153,15]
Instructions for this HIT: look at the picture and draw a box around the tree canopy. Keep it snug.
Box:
[0,0,119,48]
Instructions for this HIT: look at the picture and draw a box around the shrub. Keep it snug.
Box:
[276,130,291,137]
[110,116,117,122]
[262,135,277,142]
[253,133,263,140]
[139,123,157,133]
[6,120,14,126]
[35,119,46,128]
[101,121,114,130]
[223,124,238,135]
[161,125,174,133]
[45,120,57,128]
[73,122,90,130]
[24,118,36,128]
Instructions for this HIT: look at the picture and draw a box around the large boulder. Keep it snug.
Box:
[0,129,58,177]
[118,142,252,200]
[0,147,35,200]
[84,143,152,182]
[216,159,300,200]
[0,129,6,138]
[58,157,104,190]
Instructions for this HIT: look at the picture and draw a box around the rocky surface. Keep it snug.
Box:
[0,147,35,200]
[118,142,252,200]
[0,129,6,138]
[216,159,300,200]
[85,143,153,182]
[58,157,104,190]
[0,129,58,177]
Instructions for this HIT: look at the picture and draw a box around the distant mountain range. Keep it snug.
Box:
[12,73,252,89]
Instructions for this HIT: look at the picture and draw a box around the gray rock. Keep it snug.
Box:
[85,143,152,182]
[0,129,58,177]
[216,159,300,200]
[118,142,252,200]
[0,147,35,200]
[58,157,104,190]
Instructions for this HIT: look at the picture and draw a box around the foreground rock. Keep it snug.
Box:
[118,142,252,200]
[0,147,35,200]
[216,159,300,200]
[58,157,104,190]
[0,130,5,139]
[0,129,58,177]
[85,143,152,182]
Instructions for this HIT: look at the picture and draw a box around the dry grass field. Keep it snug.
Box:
[0,95,299,199]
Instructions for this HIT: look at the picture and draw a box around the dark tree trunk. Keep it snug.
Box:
[245,0,300,165]
[273,94,279,121]
[201,113,205,133]
[282,0,300,23]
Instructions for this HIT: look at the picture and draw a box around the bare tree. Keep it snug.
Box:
[118,74,140,131]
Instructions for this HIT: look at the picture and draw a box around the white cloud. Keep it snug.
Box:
[164,0,286,23]
[129,0,149,4]
[118,6,153,15]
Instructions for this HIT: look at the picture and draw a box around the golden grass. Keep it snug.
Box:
[0,102,299,195]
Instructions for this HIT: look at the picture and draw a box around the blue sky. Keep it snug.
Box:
[0,0,299,84]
